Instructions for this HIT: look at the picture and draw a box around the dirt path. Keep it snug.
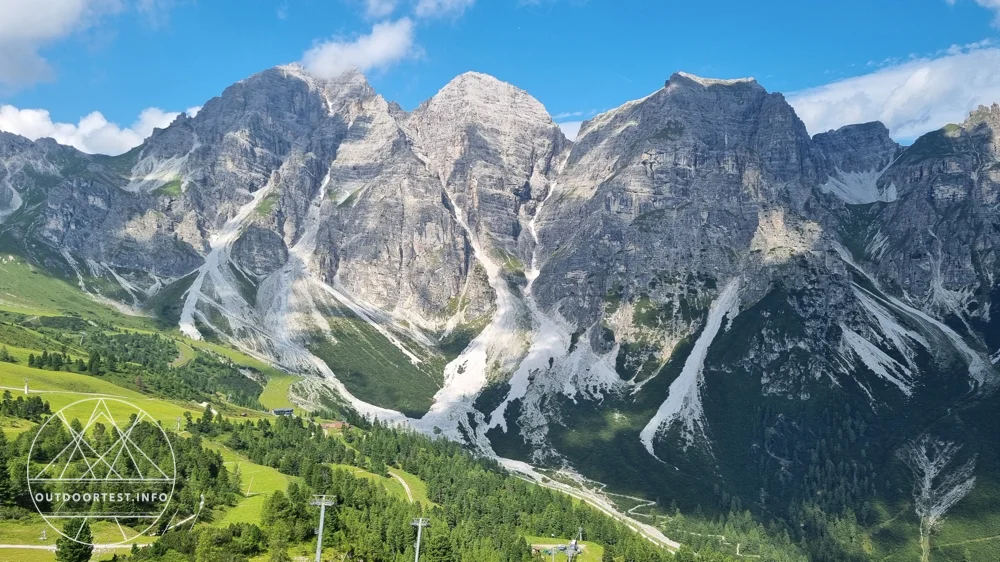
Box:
[933,534,1000,548]
[390,472,414,503]
[501,459,680,552]
[0,543,149,552]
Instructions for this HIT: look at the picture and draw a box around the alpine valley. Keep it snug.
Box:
[2,66,1000,561]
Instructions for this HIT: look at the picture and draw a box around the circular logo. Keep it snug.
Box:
[27,398,176,545]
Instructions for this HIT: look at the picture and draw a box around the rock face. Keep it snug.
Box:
[2,68,999,521]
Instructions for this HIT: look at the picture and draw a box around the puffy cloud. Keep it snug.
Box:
[558,121,582,142]
[301,18,416,80]
[978,0,1000,26]
[414,0,474,18]
[950,0,1000,26]
[364,0,398,18]
[787,44,1000,141]
[0,0,119,87]
[0,104,197,155]
[0,0,178,88]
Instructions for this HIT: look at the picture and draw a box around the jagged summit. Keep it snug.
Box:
[667,71,760,89]
[816,120,891,136]
[429,70,548,112]
[274,63,369,86]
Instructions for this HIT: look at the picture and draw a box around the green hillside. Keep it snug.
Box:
[0,252,694,562]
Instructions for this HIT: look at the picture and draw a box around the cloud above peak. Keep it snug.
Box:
[301,18,417,80]
[0,104,198,155]
[788,43,1000,141]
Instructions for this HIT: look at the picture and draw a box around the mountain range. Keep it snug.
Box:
[2,65,999,560]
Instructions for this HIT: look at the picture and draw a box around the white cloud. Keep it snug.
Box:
[0,0,122,87]
[951,0,1000,26]
[302,19,416,80]
[788,44,1000,141]
[414,0,474,18]
[0,104,195,155]
[558,121,582,141]
[553,111,583,119]
[0,0,178,88]
[364,0,398,18]
[978,0,1000,26]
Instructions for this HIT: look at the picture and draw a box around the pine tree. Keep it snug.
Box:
[55,519,93,562]
[602,544,615,562]
[268,520,292,562]
[424,534,455,562]
[0,430,10,504]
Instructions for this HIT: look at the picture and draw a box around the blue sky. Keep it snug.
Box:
[1,0,999,154]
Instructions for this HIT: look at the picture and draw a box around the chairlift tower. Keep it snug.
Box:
[411,517,430,562]
[310,495,336,562]
[566,526,584,561]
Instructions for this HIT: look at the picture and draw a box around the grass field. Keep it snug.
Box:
[0,257,153,330]
[0,362,264,427]
[257,372,301,413]
[330,463,410,502]
[0,518,150,561]
[171,340,196,367]
[0,370,302,560]
[187,338,304,415]
[0,414,36,437]
[0,253,341,560]
[388,467,434,506]
[204,441,300,527]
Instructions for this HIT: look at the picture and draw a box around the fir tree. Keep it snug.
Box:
[55,519,93,562]
[0,430,10,504]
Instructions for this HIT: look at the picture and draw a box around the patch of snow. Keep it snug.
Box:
[639,278,741,456]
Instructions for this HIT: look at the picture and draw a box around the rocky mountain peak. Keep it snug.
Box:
[0,131,33,153]
[414,72,552,123]
[666,71,761,91]
[964,102,1000,128]
[813,121,900,175]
